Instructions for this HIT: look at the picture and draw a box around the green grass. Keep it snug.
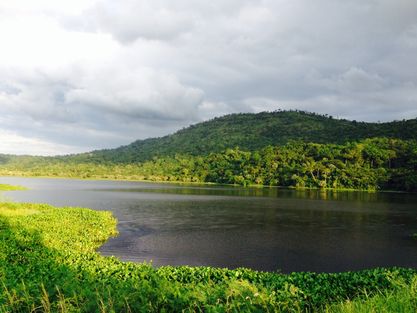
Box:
[326,276,417,312]
[0,184,26,191]
[0,202,416,312]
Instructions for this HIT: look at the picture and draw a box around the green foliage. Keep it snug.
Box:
[326,275,417,313]
[1,138,417,191]
[0,184,26,191]
[73,111,417,163]
[157,266,417,311]
[0,202,416,312]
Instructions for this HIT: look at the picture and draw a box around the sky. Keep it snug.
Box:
[0,0,416,155]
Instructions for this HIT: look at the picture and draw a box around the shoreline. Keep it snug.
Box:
[0,173,413,194]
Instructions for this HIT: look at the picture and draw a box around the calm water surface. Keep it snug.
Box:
[1,176,417,273]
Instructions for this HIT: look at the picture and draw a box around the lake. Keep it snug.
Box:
[1,176,417,273]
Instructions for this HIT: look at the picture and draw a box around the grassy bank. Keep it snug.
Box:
[0,202,416,312]
[326,276,417,312]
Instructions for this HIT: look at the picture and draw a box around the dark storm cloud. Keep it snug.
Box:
[78,0,416,121]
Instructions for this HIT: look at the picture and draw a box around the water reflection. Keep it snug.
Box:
[93,184,412,203]
[1,176,417,273]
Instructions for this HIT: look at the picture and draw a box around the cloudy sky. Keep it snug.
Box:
[0,0,416,155]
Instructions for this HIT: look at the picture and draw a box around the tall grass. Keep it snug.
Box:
[326,275,417,313]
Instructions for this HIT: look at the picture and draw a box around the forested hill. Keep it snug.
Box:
[1,110,417,191]
[65,110,417,164]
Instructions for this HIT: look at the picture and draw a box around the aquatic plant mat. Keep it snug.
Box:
[0,202,415,312]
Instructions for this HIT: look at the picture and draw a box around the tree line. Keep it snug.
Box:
[1,137,416,191]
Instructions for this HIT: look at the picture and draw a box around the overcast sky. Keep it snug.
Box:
[1,0,416,155]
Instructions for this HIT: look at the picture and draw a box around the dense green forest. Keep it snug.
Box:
[1,111,417,191]
[1,137,416,191]
[59,111,417,164]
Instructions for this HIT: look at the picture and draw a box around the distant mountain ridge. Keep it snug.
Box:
[60,110,417,164]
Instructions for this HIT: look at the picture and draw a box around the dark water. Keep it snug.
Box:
[1,176,417,273]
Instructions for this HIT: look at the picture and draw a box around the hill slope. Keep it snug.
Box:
[1,111,417,191]
[65,110,417,163]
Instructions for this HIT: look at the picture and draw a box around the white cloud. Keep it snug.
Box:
[0,14,118,69]
[0,0,96,15]
[90,1,195,43]
[0,130,87,156]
